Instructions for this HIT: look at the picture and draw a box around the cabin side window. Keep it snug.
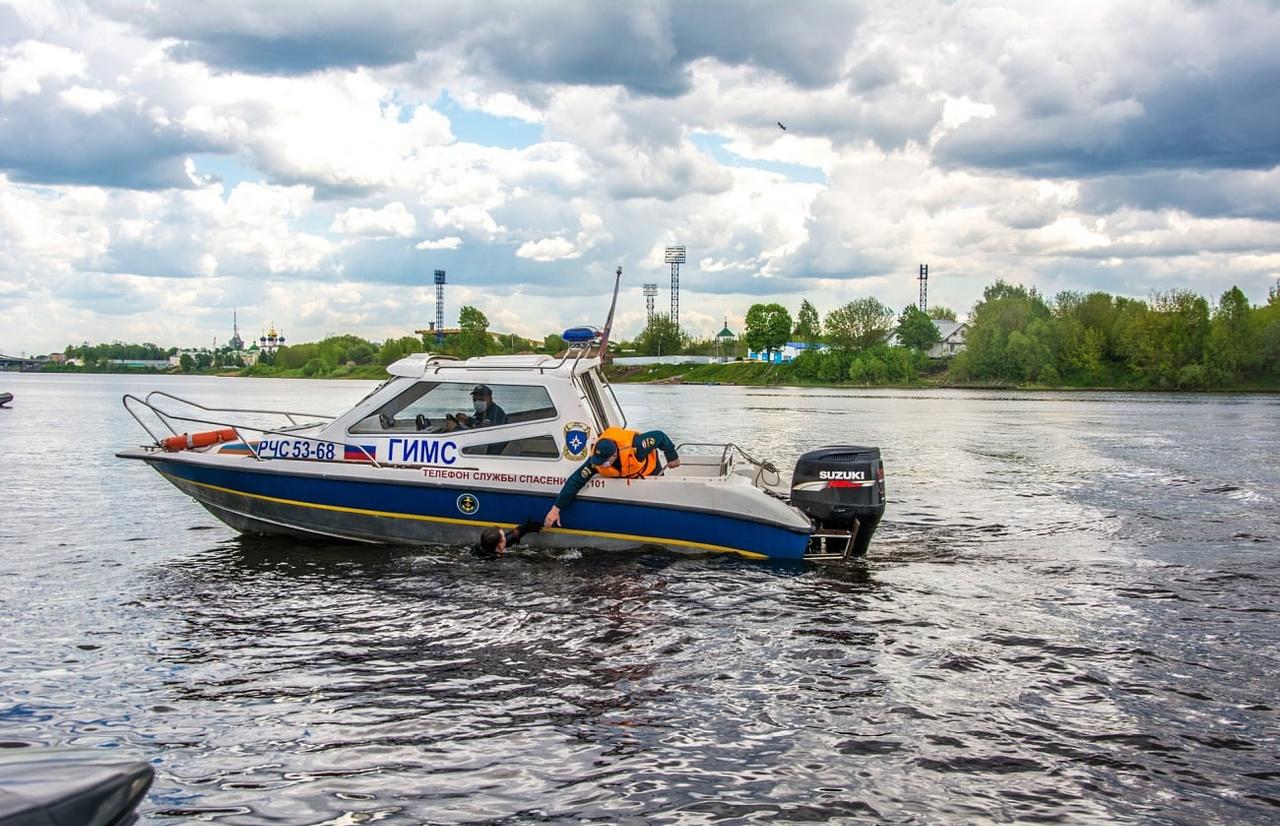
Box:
[460,435,559,459]
[349,382,557,433]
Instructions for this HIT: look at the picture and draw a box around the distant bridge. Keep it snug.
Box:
[0,353,40,371]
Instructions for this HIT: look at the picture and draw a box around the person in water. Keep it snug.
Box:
[543,427,680,527]
[471,519,542,558]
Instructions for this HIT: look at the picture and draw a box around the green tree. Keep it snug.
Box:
[928,306,957,321]
[1128,290,1210,387]
[847,345,917,384]
[824,297,895,353]
[895,304,940,351]
[744,303,793,358]
[542,333,568,353]
[179,353,195,372]
[345,342,375,365]
[816,350,851,382]
[276,343,317,370]
[1255,282,1280,377]
[1207,286,1254,380]
[457,305,491,358]
[793,300,821,343]
[378,338,405,364]
[637,313,686,356]
[952,281,1053,380]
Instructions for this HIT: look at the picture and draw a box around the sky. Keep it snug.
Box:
[1,0,1279,354]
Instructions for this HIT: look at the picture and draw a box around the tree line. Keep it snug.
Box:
[647,279,1279,388]
[729,297,958,384]
[64,341,174,362]
[952,281,1280,389]
[59,284,1280,388]
[256,305,565,376]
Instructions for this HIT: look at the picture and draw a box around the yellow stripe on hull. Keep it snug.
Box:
[159,470,769,560]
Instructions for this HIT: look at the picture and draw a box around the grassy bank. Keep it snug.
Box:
[604,361,1280,393]
[238,363,388,380]
[35,360,1278,391]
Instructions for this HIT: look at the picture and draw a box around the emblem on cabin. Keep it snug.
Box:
[563,422,591,460]
[456,493,479,515]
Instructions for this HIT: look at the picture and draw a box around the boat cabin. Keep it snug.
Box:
[317,352,626,467]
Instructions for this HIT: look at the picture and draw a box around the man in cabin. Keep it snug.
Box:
[543,427,681,527]
[471,520,541,558]
[452,384,507,430]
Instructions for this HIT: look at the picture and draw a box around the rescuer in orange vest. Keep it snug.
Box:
[543,427,681,527]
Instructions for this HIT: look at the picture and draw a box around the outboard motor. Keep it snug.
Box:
[790,445,885,559]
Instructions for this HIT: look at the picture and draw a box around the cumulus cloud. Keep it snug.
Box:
[514,212,612,261]
[58,84,122,113]
[330,202,416,238]
[430,205,503,241]
[97,0,865,94]
[415,236,462,250]
[0,40,85,101]
[931,2,1280,175]
[516,237,578,262]
[1078,168,1280,221]
[3,0,1280,352]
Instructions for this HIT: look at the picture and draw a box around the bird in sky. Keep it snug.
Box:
[777,121,787,131]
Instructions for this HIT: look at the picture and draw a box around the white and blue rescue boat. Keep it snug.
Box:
[118,330,885,562]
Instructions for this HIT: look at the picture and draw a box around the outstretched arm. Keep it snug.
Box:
[634,430,680,466]
[509,519,543,545]
[545,461,598,526]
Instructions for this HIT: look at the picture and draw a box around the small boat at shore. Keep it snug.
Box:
[0,392,12,407]
[118,335,885,561]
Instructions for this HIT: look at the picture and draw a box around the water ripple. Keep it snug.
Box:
[1,376,1277,823]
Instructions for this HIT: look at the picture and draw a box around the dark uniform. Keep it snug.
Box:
[552,429,679,510]
[456,384,507,429]
[474,400,507,427]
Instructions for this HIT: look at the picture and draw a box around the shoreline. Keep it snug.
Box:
[602,362,1280,394]
[17,364,1278,393]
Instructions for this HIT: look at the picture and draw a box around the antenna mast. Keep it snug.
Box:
[665,245,686,328]
[643,283,658,321]
[434,270,446,346]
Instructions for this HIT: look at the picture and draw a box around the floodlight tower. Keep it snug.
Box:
[664,245,686,328]
[918,263,928,313]
[434,269,446,346]
[642,283,658,321]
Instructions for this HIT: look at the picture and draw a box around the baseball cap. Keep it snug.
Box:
[470,384,492,397]
[591,438,618,464]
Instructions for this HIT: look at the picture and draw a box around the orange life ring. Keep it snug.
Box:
[162,428,238,451]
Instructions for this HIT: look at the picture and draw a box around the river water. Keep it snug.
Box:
[1,372,1277,824]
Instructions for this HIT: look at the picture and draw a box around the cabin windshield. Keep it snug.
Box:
[349,381,556,434]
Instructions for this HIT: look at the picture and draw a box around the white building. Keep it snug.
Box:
[886,319,969,358]
[928,321,968,358]
[747,341,828,363]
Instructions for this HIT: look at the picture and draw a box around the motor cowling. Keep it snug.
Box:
[790,445,886,557]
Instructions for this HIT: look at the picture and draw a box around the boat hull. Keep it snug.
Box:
[135,454,812,561]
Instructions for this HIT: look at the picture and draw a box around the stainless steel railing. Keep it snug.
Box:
[121,391,381,467]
